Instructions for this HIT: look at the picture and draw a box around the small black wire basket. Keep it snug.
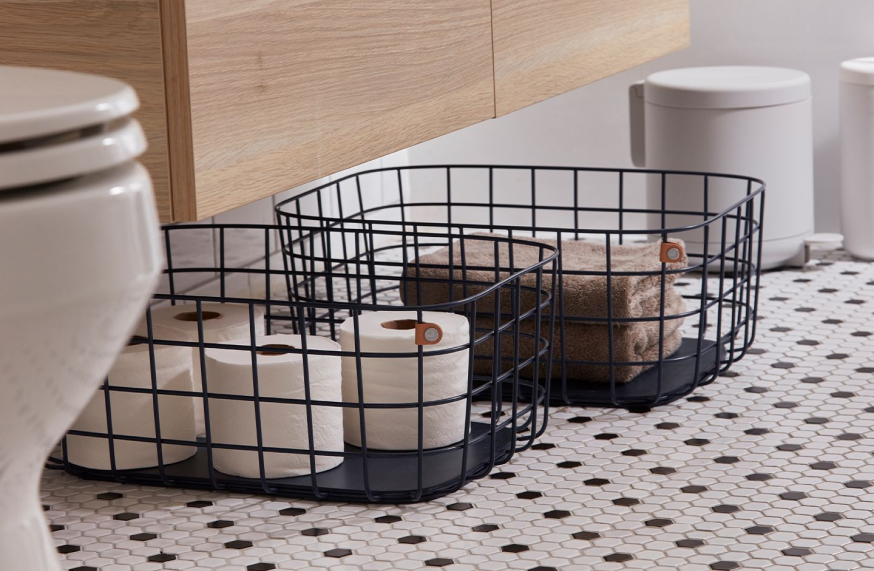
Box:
[275,164,765,409]
[54,218,557,503]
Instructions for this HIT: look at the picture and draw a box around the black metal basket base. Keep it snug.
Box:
[477,337,725,409]
[61,422,512,504]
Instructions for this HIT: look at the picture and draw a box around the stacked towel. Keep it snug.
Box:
[403,234,687,383]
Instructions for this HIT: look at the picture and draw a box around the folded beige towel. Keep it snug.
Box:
[473,288,686,383]
[403,234,688,321]
[404,234,688,383]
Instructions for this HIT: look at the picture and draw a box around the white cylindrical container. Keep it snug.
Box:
[630,66,814,269]
[840,58,874,259]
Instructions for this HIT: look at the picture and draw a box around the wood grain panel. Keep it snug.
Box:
[491,0,690,116]
[183,0,495,220]
[0,0,173,221]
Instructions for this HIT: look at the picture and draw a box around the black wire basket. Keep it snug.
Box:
[275,164,765,409]
[53,221,557,504]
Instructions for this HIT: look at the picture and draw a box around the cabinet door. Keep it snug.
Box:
[173,0,495,220]
[491,0,689,116]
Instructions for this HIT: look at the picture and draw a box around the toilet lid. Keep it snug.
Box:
[0,65,139,144]
[0,66,146,190]
[644,66,811,109]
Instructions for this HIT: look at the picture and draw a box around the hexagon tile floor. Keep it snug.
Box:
[43,251,874,571]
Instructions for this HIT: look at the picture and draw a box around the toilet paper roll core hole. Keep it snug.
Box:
[257,343,295,356]
[381,319,418,330]
[173,310,222,322]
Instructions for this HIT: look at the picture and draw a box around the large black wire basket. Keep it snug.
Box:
[54,221,557,504]
[275,164,765,408]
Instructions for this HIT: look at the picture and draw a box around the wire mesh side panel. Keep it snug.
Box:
[55,223,556,504]
[275,165,765,408]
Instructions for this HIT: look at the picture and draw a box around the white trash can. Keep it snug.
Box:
[630,66,814,269]
[840,57,874,260]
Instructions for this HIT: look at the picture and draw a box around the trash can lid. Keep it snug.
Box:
[644,66,811,110]
[840,58,874,86]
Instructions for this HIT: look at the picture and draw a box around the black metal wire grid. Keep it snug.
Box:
[275,164,766,408]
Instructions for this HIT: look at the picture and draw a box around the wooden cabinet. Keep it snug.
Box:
[0,0,687,222]
[491,0,690,116]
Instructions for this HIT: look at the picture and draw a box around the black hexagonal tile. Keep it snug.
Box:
[687,396,711,403]
[770,327,791,332]
[805,417,830,425]
[96,492,123,500]
[613,497,640,507]
[529,567,558,571]
[814,512,843,522]
[782,547,812,557]
[810,461,838,470]
[656,422,680,430]
[779,491,807,500]
[502,544,529,553]
[517,491,543,500]
[225,540,253,550]
[594,433,619,440]
[773,401,798,408]
[845,480,872,489]
[247,564,277,571]
[745,525,774,535]
[57,545,81,554]
[772,362,795,369]
[112,512,139,521]
[831,391,856,398]
[681,485,708,494]
[49,524,64,533]
[584,478,610,487]
[604,553,633,563]
[797,339,820,346]
[532,442,556,450]
[544,510,571,519]
[714,456,739,464]
[447,502,473,511]
[399,535,426,544]
[837,433,863,441]
[746,473,773,482]
[744,428,770,435]
[279,507,306,517]
[572,530,601,540]
[131,533,158,541]
[685,438,710,446]
[745,386,769,394]
[425,559,453,567]
[715,412,739,419]
[472,524,499,532]
[777,444,803,451]
[827,353,850,360]
[186,500,213,508]
[853,331,872,337]
[301,528,329,537]
[208,520,234,529]
[712,504,740,514]
[650,467,676,475]
[70,567,97,571]
[568,416,593,424]
[676,539,705,548]
[802,376,825,383]
[710,562,740,570]
[375,515,402,523]
[852,533,874,543]
[622,449,647,457]
[325,549,353,559]
[644,518,673,528]
[148,553,177,563]
[557,461,582,469]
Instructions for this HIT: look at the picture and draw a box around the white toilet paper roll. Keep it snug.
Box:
[135,303,266,436]
[340,311,470,450]
[66,332,197,470]
[205,333,344,479]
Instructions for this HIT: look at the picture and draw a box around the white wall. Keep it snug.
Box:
[406,0,874,233]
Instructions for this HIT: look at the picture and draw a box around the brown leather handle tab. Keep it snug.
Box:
[415,322,443,345]
[660,241,684,264]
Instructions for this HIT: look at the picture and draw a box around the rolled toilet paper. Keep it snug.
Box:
[340,311,470,450]
[66,332,197,470]
[135,302,265,436]
[205,333,344,479]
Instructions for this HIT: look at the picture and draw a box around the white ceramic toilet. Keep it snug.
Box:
[0,66,162,571]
